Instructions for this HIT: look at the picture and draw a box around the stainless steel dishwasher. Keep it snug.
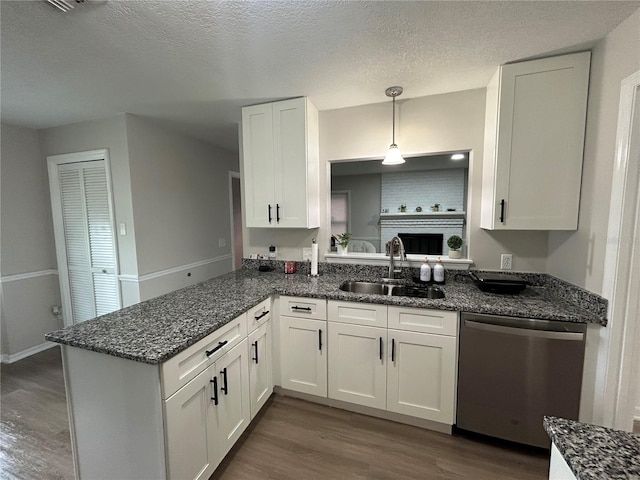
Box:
[456,312,587,448]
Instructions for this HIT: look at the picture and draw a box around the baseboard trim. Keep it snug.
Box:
[1,269,58,283]
[274,386,453,435]
[1,341,58,364]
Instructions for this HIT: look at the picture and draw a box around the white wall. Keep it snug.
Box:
[39,115,141,306]
[1,123,62,360]
[125,115,239,300]
[547,9,640,294]
[544,8,640,425]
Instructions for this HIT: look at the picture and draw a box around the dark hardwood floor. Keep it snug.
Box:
[8,346,618,480]
[212,395,549,480]
[0,347,74,480]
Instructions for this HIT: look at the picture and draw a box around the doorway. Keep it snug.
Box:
[229,172,243,270]
[47,149,121,326]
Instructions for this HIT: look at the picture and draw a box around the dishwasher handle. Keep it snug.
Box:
[464,319,585,341]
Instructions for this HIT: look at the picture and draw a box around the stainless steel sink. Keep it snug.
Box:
[339,281,393,295]
[339,281,445,299]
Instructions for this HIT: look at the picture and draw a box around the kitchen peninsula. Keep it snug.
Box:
[46,262,607,479]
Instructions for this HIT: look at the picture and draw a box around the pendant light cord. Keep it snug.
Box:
[392,95,396,145]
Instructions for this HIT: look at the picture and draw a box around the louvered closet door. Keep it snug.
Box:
[58,160,120,323]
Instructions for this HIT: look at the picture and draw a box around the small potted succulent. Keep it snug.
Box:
[447,235,463,259]
[332,233,353,255]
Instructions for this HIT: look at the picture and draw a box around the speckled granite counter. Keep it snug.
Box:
[45,265,607,365]
[544,416,640,479]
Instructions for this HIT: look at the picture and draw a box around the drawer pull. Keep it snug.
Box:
[499,199,505,223]
[252,340,259,364]
[254,310,269,321]
[276,203,281,223]
[292,306,312,312]
[220,367,228,395]
[205,340,228,357]
[210,377,218,405]
[268,204,272,223]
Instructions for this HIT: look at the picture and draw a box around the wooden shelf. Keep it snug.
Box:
[379,211,466,220]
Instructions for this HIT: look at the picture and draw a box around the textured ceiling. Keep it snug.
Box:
[2,1,639,152]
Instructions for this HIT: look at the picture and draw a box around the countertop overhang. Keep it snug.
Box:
[45,268,607,365]
[544,416,640,479]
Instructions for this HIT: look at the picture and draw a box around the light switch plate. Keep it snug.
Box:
[302,248,312,261]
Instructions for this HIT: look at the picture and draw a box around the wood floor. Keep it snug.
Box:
[0,347,74,480]
[6,347,637,480]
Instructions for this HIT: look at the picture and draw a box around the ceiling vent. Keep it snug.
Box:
[44,0,86,13]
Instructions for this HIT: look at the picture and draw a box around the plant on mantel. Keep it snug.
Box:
[447,235,463,259]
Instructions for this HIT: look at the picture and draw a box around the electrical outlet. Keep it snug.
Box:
[501,254,513,270]
[302,247,312,261]
[218,237,226,247]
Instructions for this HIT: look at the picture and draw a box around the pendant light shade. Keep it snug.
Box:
[382,86,405,165]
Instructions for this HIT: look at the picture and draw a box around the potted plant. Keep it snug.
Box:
[332,233,352,255]
[447,235,463,259]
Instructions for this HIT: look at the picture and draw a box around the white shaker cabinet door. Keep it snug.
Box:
[481,51,590,230]
[164,365,219,480]
[328,322,387,409]
[248,321,273,419]
[386,329,457,424]
[212,339,251,460]
[279,315,327,397]
[242,102,276,227]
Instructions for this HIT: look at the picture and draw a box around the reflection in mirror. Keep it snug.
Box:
[330,153,469,256]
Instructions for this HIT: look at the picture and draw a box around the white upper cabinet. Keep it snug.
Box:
[241,97,320,228]
[481,52,591,230]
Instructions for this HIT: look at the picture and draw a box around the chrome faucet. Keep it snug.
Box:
[386,236,407,280]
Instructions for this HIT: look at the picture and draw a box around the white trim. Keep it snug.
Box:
[1,269,58,283]
[117,274,140,283]
[137,255,233,283]
[598,70,640,431]
[1,341,58,364]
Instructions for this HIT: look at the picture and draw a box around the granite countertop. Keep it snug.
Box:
[45,266,607,365]
[544,416,640,479]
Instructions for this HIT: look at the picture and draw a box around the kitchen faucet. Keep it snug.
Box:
[386,236,406,280]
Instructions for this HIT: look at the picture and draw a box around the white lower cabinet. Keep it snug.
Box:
[164,365,217,480]
[327,300,458,425]
[328,322,387,409]
[248,320,273,418]
[386,329,457,423]
[279,315,327,397]
[164,339,250,479]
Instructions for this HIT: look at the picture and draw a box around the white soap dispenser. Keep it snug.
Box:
[420,257,431,282]
[433,257,445,284]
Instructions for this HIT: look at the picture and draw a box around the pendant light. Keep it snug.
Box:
[382,86,405,165]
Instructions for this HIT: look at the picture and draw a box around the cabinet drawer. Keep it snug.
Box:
[280,296,326,320]
[247,298,271,333]
[388,307,458,336]
[162,314,247,398]
[327,300,387,328]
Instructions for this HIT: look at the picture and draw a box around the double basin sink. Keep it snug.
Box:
[340,281,445,299]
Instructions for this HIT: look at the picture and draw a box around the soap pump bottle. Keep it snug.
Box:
[420,258,431,282]
[433,257,445,284]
